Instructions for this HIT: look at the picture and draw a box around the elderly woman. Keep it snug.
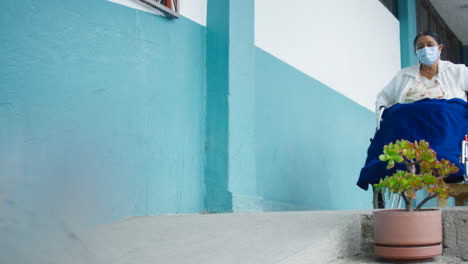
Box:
[358,32,468,194]
[376,31,468,113]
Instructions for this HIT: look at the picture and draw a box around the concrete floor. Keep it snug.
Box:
[1,209,467,264]
[80,211,365,264]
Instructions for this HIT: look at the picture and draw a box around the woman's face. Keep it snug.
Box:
[414,35,443,53]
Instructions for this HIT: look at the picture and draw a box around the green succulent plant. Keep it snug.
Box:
[374,139,459,212]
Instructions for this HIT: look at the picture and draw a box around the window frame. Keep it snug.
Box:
[138,0,179,19]
[416,0,462,64]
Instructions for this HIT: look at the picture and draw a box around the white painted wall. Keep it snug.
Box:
[107,0,207,26]
[255,0,401,111]
[179,0,207,26]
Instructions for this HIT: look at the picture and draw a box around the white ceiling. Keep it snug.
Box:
[429,0,468,45]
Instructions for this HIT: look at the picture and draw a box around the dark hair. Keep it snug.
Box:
[413,31,442,48]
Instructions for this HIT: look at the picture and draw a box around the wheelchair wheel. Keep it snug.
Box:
[373,188,402,209]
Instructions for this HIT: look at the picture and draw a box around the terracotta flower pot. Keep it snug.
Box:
[373,209,442,261]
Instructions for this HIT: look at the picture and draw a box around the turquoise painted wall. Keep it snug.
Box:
[228,0,258,210]
[0,0,392,236]
[204,0,233,213]
[0,0,206,232]
[398,0,418,68]
[254,48,375,210]
[210,0,377,211]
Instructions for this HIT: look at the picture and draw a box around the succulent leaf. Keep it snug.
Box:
[373,139,457,211]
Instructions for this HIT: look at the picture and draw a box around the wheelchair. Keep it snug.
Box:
[356,98,468,209]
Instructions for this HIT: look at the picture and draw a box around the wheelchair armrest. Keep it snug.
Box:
[376,106,385,131]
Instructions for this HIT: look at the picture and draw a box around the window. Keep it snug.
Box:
[416,0,462,63]
[138,0,179,18]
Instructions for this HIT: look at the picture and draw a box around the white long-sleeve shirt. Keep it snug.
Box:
[375,60,468,112]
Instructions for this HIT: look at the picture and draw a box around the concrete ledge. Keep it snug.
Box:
[442,207,468,260]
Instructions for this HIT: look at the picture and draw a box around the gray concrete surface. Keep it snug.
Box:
[80,211,366,264]
[443,207,468,261]
[78,208,468,264]
[1,208,467,263]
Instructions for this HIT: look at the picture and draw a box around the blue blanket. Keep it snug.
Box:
[357,98,468,190]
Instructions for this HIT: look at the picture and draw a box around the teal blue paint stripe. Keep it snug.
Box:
[398,0,418,68]
[255,47,374,210]
[204,0,232,212]
[228,0,257,198]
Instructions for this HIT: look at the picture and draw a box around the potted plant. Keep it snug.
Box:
[372,139,459,261]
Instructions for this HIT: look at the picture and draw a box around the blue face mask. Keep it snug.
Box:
[416,46,440,66]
